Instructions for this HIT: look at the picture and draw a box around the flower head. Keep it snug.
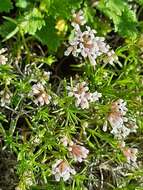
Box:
[65,24,118,66]
[52,160,76,181]
[111,99,128,116]
[71,10,86,30]
[0,89,12,107]
[122,147,138,165]
[103,50,118,65]
[23,171,34,187]
[0,48,8,65]
[31,83,51,106]
[60,136,69,147]
[107,99,138,140]
[67,81,101,109]
[69,141,89,162]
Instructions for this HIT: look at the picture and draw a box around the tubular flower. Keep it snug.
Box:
[122,147,138,166]
[107,99,138,139]
[67,81,101,109]
[71,10,86,30]
[0,89,12,107]
[65,25,118,66]
[31,83,51,106]
[52,160,76,181]
[68,141,89,162]
[0,48,8,65]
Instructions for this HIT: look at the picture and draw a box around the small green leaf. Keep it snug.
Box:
[0,112,7,123]
[9,118,18,136]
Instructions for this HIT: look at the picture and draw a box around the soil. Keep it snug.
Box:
[0,149,18,190]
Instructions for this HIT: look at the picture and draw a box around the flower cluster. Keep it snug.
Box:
[67,81,102,109]
[103,49,118,65]
[122,147,138,167]
[52,137,89,181]
[15,171,34,190]
[107,99,137,140]
[61,136,89,162]
[0,48,8,65]
[71,10,86,30]
[30,83,51,106]
[68,141,89,162]
[103,99,138,166]
[65,10,118,66]
[0,88,12,107]
[52,159,76,182]
[118,142,138,167]
[23,171,34,187]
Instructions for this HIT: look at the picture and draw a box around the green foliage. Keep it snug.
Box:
[35,17,63,51]
[97,0,138,38]
[15,0,28,8]
[115,7,138,38]
[0,0,143,190]
[0,0,13,13]
[49,0,83,19]
[20,8,45,35]
[137,0,143,5]
[0,21,17,38]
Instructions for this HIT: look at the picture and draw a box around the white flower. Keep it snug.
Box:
[122,147,138,165]
[52,160,76,181]
[31,83,51,106]
[60,136,69,147]
[0,89,12,107]
[75,94,90,109]
[116,99,128,115]
[65,25,117,66]
[71,10,86,30]
[126,117,138,133]
[0,48,8,65]
[23,171,34,187]
[108,112,124,129]
[72,81,89,96]
[103,50,118,65]
[41,71,51,85]
[103,121,108,132]
[67,81,101,109]
[89,91,102,102]
[78,27,103,66]
[108,99,138,140]
[108,107,129,139]
[68,141,89,162]
[111,99,128,116]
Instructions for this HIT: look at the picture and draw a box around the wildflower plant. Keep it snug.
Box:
[0,0,143,190]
